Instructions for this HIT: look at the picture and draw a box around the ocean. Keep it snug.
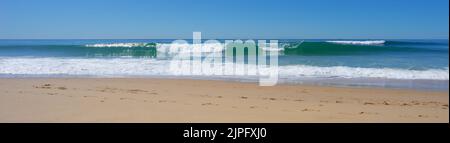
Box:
[0,39,448,90]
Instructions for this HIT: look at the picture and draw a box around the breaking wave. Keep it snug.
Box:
[0,57,448,80]
[326,40,386,45]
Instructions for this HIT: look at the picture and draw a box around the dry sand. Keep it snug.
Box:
[0,78,448,123]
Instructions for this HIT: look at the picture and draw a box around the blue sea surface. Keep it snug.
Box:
[0,39,448,90]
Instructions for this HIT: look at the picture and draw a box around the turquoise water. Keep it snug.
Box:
[282,40,448,69]
[0,39,448,90]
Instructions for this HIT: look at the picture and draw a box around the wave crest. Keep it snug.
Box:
[85,43,156,48]
[326,40,386,45]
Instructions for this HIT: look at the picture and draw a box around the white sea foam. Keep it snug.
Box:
[326,40,386,45]
[279,65,449,80]
[0,58,448,80]
[86,42,284,52]
[260,47,284,51]
[0,58,169,76]
[86,43,154,48]
[156,43,225,54]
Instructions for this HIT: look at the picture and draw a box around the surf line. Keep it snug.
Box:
[183,126,218,140]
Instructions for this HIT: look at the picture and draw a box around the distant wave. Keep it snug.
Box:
[86,42,284,53]
[326,40,386,45]
[1,40,445,58]
[281,41,447,56]
[385,40,449,46]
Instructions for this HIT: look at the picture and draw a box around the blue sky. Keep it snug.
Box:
[0,0,448,39]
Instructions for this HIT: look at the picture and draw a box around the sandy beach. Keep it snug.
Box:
[0,78,448,123]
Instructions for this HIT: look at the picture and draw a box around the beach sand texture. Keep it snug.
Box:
[0,78,448,123]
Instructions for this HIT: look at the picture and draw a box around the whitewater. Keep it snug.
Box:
[0,39,448,90]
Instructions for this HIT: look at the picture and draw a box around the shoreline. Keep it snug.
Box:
[0,78,448,122]
[1,75,448,91]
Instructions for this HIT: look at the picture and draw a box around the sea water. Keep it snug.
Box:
[0,39,448,90]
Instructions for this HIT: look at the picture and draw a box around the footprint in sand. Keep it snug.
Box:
[363,102,375,105]
[148,92,158,95]
[34,84,67,91]
[197,94,221,98]
[298,89,309,94]
[301,108,320,112]
[201,102,219,106]
[262,97,277,101]
[34,84,52,89]
[197,94,210,97]
[120,97,129,100]
[199,94,223,98]
[240,96,248,99]
[157,100,176,103]
[359,112,379,115]
[127,89,149,94]
[57,87,67,90]
[442,104,449,109]
[401,103,411,106]
[411,100,421,105]
[418,115,429,118]
[83,95,98,98]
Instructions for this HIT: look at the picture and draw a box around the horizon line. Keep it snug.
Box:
[0,38,448,40]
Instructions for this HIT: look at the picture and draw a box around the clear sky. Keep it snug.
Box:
[0,0,448,39]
